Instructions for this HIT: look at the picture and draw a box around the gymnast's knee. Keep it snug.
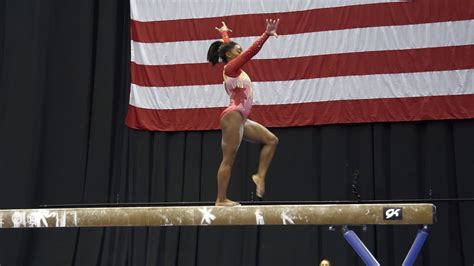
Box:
[267,134,279,146]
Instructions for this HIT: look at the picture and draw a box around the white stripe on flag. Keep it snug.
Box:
[130,0,405,22]
[129,69,474,109]
[131,20,474,66]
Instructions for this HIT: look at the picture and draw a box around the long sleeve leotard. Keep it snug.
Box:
[220,31,270,120]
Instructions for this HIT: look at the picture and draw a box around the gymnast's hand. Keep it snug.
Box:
[215,21,232,33]
[265,19,280,37]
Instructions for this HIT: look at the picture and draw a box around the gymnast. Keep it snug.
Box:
[207,19,280,206]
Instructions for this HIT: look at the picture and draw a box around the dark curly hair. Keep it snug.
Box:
[207,40,239,66]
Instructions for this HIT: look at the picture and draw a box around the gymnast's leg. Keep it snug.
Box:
[243,119,278,198]
[215,111,244,206]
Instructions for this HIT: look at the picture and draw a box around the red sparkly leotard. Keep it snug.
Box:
[220,31,270,120]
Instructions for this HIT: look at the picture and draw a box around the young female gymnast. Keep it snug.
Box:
[207,19,280,206]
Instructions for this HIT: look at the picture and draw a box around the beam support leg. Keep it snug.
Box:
[340,226,380,266]
[402,225,429,266]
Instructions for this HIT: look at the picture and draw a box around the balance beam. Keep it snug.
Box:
[0,203,435,228]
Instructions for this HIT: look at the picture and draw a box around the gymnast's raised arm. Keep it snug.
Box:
[224,19,279,75]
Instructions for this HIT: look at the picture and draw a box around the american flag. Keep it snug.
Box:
[126,0,474,131]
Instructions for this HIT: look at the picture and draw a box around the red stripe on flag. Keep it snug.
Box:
[131,45,474,87]
[131,0,474,43]
[126,94,474,131]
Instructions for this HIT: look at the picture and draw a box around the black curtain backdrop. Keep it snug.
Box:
[1,1,473,265]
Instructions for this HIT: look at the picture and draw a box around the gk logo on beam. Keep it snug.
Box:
[383,207,403,220]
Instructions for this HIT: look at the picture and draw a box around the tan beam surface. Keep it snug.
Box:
[0,204,435,228]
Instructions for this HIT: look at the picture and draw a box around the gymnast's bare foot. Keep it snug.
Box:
[252,174,265,198]
[215,198,241,206]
